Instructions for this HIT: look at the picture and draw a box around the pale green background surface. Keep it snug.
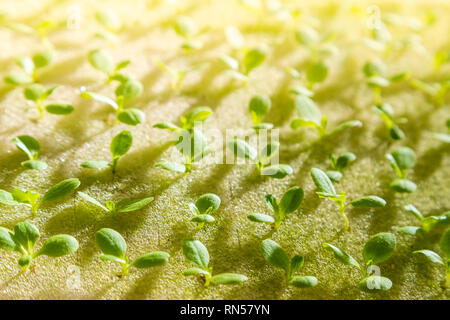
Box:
[0,0,449,299]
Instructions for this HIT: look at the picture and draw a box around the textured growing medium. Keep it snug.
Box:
[0,0,449,300]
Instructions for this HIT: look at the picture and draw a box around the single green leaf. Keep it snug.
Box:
[243,48,266,74]
[363,232,396,264]
[219,55,239,70]
[182,239,209,269]
[211,273,248,285]
[80,91,118,110]
[21,160,48,171]
[153,122,180,131]
[389,126,405,140]
[117,108,146,126]
[261,239,290,273]
[289,276,318,288]
[0,227,17,251]
[13,222,40,253]
[32,50,53,68]
[391,147,416,170]
[335,152,356,169]
[11,189,39,207]
[249,95,271,124]
[228,139,257,160]
[306,61,328,84]
[95,228,127,259]
[390,179,417,193]
[413,250,444,265]
[191,214,215,223]
[397,226,423,235]
[24,84,45,101]
[77,192,109,211]
[173,16,197,38]
[247,213,275,223]
[100,254,126,264]
[110,130,132,158]
[264,194,279,213]
[279,186,304,214]
[322,243,360,269]
[404,204,423,220]
[294,95,322,126]
[260,164,293,179]
[0,190,19,205]
[182,106,213,128]
[80,160,110,169]
[367,76,390,88]
[4,73,33,85]
[88,49,114,74]
[155,161,186,173]
[326,170,342,182]
[259,142,279,164]
[131,251,170,268]
[289,255,304,278]
[311,167,336,195]
[350,195,386,208]
[195,193,221,214]
[115,79,142,100]
[13,135,40,160]
[116,197,154,213]
[328,120,363,135]
[295,26,319,46]
[359,275,392,292]
[41,178,81,203]
[36,235,79,257]
[183,267,210,276]
[45,103,74,115]
[363,60,386,77]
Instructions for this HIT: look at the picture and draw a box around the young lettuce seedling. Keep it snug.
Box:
[182,238,247,286]
[323,232,396,292]
[0,178,80,216]
[261,239,318,288]
[12,135,48,171]
[219,47,267,83]
[88,49,132,84]
[228,139,293,179]
[173,16,207,50]
[0,221,78,271]
[155,59,206,90]
[153,106,213,133]
[23,84,74,118]
[248,186,303,230]
[397,204,449,236]
[78,192,153,217]
[374,103,406,140]
[80,79,145,126]
[189,193,221,230]
[290,95,362,138]
[248,95,273,131]
[81,130,132,174]
[95,228,169,276]
[326,152,356,182]
[386,147,417,193]
[311,168,386,231]
[4,51,54,85]
[413,229,450,288]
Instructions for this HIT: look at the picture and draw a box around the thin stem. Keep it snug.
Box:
[121,262,130,276]
[373,87,382,105]
[338,205,349,231]
[204,271,212,287]
[111,158,119,174]
[37,101,44,119]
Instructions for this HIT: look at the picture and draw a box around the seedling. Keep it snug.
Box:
[410,78,450,107]
[189,193,221,230]
[397,204,449,236]
[326,152,356,182]
[434,119,450,143]
[94,9,122,42]
[156,128,214,173]
[248,186,303,230]
[305,60,329,90]
[88,49,132,83]
[413,229,450,288]
[323,232,397,292]
[12,135,48,171]
[8,20,59,47]
[311,168,386,231]
[248,95,273,131]
[95,228,169,276]
[153,106,213,132]
[182,238,247,286]
[228,139,293,179]
[386,147,417,193]
[4,50,54,85]
[290,95,362,138]
[0,221,78,271]
[23,84,74,118]
[81,130,132,174]
[261,239,318,288]
[374,103,406,140]
[295,25,339,61]
[173,16,207,50]
[80,79,145,126]
[78,192,153,216]
[0,178,80,216]
[155,59,206,90]
[285,66,314,98]
[219,47,267,83]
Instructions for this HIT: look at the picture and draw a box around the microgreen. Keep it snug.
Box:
[305,60,328,90]
[311,168,386,231]
[326,152,356,182]
[248,95,273,131]
[295,26,338,60]
[12,135,48,171]
[261,239,317,288]
[248,186,303,230]
[78,192,153,217]
[94,9,122,42]
[173,16,208,50]
[374,103,406,140]
[8,20,58,47]
[80,79,145,126]
[397,204,449,236]
[182,238,247,286]
[88,49,132,83]
[95,228,169,276]
[0,221,78,271]
[153,106,213,132]
[81,130,132,174]
[219,47,267,83]
[228,139,293,179]
[23,84,74,118]
[156,128,214,173]
[386,147,417,193]
[413,229,450,288]
[290,95,362,138]
[4,50,54,85]
[189,193,221,230]
[410,78,450,107]
[323,232,396,292]
[0,178,80,216]
[155,59,206,90]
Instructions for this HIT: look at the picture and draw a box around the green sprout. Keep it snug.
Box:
[0,178,80,216]
[153,106,213,132]
[182,238,247,286]
[219,47,267,83]
[386,147,417,193]
[94,9,122,42]
[248,94,273,131]
[189,193,221,230]
[261,239,318,288]
[285,66,314,98]
[326,152,356,182]
[12,135,48,171]
[155,59,206,90]
[4,50,54,85]
[305,60,329,90]
[173,16,207,50]
[0,221,78,272]
[434,119,450,143]
[78,192,154,217]
[80,79,145,126]
[374,103,406,140]
[413,229,450,288]
[323,232,397,292]
[311,168,386,231]
[410,78,450,107]
[156,128,214,173]
[290,95,362,138]
[88,49,132,84]
[397,204,449,236]
[23,84,74,119]
[95,228,169,276]
[248,186,303,230]
[295,25,339,61]
[81,130,132,174]
[8,20,60,48]
[228,139,293,179]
